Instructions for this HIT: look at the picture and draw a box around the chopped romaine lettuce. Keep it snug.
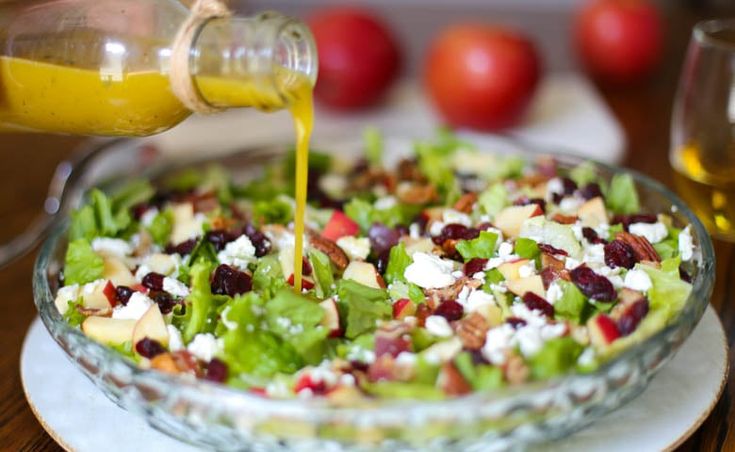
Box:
[309,249,335,298]
[456,231,499,261]
[253,197,293,225]
[183,262,216,342]
[528,337,584,379]
[553,280,588,322]
[454,352,503,390]
[111,179,155,214]
[605,173,640,215]
[336,280,391,339]
[147,208,173,246]
[252,255,286,301]
[569,162,598,187]
[265,288,328,364]
[478,183,508,218]
[514,237,540,260]
[64,239,104,285]
[384,242,411,284]
[363,126,383,167]
[63,300,85,327]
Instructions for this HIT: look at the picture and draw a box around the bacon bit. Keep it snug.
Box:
[308,234,349,270]
[457,313,490,350]
[552,213,578,224]
[396,182,439,205]
[453,192,478,213]
[439,362,472,396]
[615,231,661,263]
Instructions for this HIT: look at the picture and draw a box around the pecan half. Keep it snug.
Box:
[77,307,112,317]
[397,158,427,183]
[425,277,481,304]
[616,232,661,262]
[150,351,201,376]
[309,233,349,270]
[453,192,478,214]
[396,182,439,205]
[503,354,530,385]
[457,312,490,350]
[438,362,472,396]
[552,213,578,225]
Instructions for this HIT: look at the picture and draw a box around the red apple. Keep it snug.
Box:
[588,314,621,347]
[392,298,416,320]
[374,323,412,358]
[103,280,118,307]
[309,7,401,109]
[424,24,542,130]
[494,204,544,238]
[322,210,360,242]
[319,298,343,338]
[575,0,663,84]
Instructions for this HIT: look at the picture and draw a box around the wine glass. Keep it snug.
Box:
[671,19,735,241]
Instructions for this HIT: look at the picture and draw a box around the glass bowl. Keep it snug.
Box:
[32,136,715,450]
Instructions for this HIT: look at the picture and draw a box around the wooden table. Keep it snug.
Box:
[0,5,732,451]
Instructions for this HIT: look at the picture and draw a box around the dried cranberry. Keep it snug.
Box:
[469,349,489,364]
[294,374,329,395]
[244,224,272,257]
[540,267,562,289]
[538,243,568,256]
[612,214,657,231]
[206,229,234,251]
[135,338,166,359]
[301,257,313,276]
[131,203,151,220]
[115,286,134,305]
[432,223,479,245]
[475,222,493,231]
[514,197,546,212]
[149,290,177,314]
[570,265,616,301]
[522,292,555,317]
[579,183,603,200]
[368,223,402,255]
[412,212,430,236]
[552,192,564,205]
[166,238,197,256]
[349,360,370,372]
[582,227,606,245]
[211,264,252,297]
[604,240,637,269]
[562,177,578,195]
[434,300,464,321]
[374,248,391,274]
[506,317,528,329]
[679,267,692,283]
[141,272,165,291]
[287,274,315,290]
[464,258,488,276]
[395,224,410,237]
[617,299,649,336]
[204,358,229,383]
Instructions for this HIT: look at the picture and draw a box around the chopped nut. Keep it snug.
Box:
[77,306,112,317]
[504,354,530,385]
[210,215,236,231]
[425,277,481,304]
[396,182,439,205]
[397,158,427,183]
[309,233,349,270]
[616,231,661,262]
[457,313,490,350]
[552,213,578,225]
[438,362,472,396]
[453,192,478,214]
[150,353,180,374]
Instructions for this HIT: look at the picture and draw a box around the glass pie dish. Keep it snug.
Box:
[32,135,715,450]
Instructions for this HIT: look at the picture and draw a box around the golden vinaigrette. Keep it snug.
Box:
[0,56,313,290]
[673,143,735,241]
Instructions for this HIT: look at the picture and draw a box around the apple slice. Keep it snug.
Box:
[81,280,114,310]
[278,247,295,283]
[506,275,545,298]
[143,253,179,276]
[497,259,531,281]
[343,261,382,289]
[494,204,543,238]
[319,298,342,337]
[392,298,416,319]
[578,197,608,228]
[132,305,169,348]
[322,210,360,242]
[519,216,582,258]
[82,316,137,345]
[170,202,203,245]
[103,256,137,287]
[403,237,434,256]
[587,314,621,348]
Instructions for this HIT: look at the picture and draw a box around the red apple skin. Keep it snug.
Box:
[392,298,416,319]
[590,314,621,344]
[574,0,663,84]
[309,7,401,110]
[322,210,360,242]
[103,280,117,307]
[424,24,542,131]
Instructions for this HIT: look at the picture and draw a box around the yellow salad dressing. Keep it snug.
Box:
[0,56,313,291]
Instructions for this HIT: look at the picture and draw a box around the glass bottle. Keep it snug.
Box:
[0,0,317,136]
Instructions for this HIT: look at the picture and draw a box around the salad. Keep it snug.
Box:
[55,130,695,400]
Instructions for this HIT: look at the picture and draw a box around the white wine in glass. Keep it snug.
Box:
[671,19,735,241]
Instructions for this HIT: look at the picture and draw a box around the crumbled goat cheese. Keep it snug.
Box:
[135,264,152,282]
[497,241,514,258]
[571,223,584,242]
[429,221,446,237]
[395,351,418,366]
[482,324,515,365]
[55,284,80,314]
[518,261,536,278]
[140,208,159,228]
[167,325,184,351]
[565,257,581,270]
[217,234,256,268]
[163,276,190,298]
[374,196,397,210]
[465,289,495,313]
[425,315,454,337]
[442,209,472,227]
[112,292,154,320]
[629,222,668,244]
[623,269,653,292]
[187,333,223,362]
[583,244,606,266]
[404,252,457,289]
[318,173,347,197]
[546,178,564,201]
[546,282,563,305]
[679,226,694,262]
[559,197,583,213]
[336,236,370,261]
[142,253,180,276]
[92,237,132,258]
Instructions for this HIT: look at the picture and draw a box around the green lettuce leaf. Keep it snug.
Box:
[456,231,498,261]
[253,197,293,225]
[528,337,584,380]
[336,280,391,339]
[252,255,286,301]
[309,249,335,299]
[183,262,216,342]
[64,239,104,285]
[147,208,173,246]
[384,242,411,285]
[69,205,98,241]
[553,280,588,322]
[363,126,383,167]
[569,162,598,187]
[265,288,328,364]
[63,300,86,327]
[514,237,540,260]
[111,179,155,214]
[605,173,640,215]
[478,183,508,218]
[639,263,691,321]
[454,352,503,390]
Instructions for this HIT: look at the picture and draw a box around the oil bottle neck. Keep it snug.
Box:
[190,12,317,110]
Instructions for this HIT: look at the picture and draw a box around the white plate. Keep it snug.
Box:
[20,306,726,451]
